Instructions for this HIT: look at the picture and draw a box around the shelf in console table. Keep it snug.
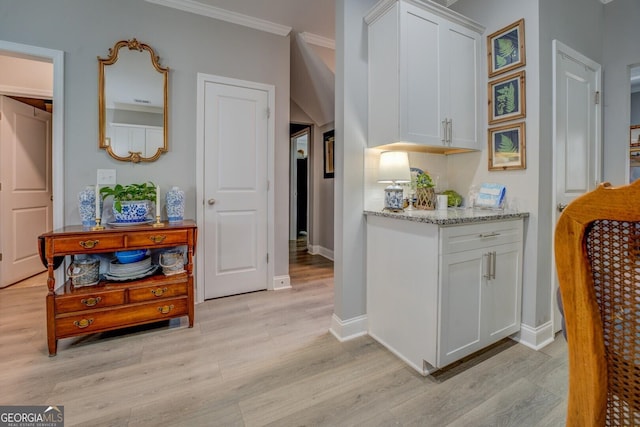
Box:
[39,220,197,356]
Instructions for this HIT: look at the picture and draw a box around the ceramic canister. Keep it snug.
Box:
[166,186,185,223]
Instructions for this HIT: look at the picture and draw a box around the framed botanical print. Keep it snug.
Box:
[488,122,526,171]
[487,19,526,78]
[488,70,526,125]
[323,130,334,178]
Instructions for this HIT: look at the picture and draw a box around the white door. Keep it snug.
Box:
[552,41,601,332]
[203,81,269,299]
[0,96,52,287]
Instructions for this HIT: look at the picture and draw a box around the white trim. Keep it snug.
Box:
[145,0,291,36]
[195,73,275,304]
[300,32,335,50]
[329,313,368,342]
[308,244,334,262]
[0,84,52,99]
[512,321,555,351]
[272,275,291,291]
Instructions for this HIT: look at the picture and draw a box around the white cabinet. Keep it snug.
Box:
[108,123,163,158]
[366,215,523,375]
[366,0,484,152]
[439,223,523,367]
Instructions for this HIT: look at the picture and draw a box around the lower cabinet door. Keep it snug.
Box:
[438,248,484,367]
[485,242,522,341]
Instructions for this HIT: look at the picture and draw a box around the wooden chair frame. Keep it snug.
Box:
[555,180,640,426]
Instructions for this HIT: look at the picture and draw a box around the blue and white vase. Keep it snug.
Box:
[78,185,99,227]
[166,186,185,223]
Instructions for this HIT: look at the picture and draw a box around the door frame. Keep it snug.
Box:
[551,40,602,333]
[0,41,64,286]
[195,73,275,303]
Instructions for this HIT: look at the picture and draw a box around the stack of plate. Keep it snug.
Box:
[105,256,157,281]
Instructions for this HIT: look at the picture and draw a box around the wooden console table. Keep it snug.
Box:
[39,220,197,356]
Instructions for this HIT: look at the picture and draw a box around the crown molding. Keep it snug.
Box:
[300,32,335,50]
[145,0,292,36]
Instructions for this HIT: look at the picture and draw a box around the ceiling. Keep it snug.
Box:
[185,0,335,41]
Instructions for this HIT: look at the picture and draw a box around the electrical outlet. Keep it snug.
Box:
[97,169,116,185]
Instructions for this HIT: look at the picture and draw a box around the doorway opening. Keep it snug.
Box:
[290,124,311,249]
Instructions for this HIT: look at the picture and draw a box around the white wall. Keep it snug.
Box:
[0,0,291,279]
[0,55,53,98]
[602,0,640,185]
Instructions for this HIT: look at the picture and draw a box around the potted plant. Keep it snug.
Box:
[415,172,436,210]
[100,182,157,223]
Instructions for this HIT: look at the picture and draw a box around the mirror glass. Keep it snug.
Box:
[99,39,168,162]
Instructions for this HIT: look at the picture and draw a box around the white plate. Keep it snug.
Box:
[107,219,154,227]
[104,265,158,281]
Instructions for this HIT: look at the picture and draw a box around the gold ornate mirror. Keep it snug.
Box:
[98,39,168,163]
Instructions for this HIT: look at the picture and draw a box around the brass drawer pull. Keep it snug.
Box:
[79,240,99,249]
[149,235,166,244]
[81,297,102,307]
[73,318,94,329]
[158,304,174,314]
[151,287,168,297]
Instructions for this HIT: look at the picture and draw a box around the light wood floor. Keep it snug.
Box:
[0,240,568,426]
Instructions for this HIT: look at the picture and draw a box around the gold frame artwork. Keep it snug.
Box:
[488,122,526,171]
[488,70,526,125]
[487,19,526,78]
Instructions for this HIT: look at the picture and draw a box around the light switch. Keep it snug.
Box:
[97,169,116,185]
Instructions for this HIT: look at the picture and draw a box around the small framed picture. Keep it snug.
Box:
[323,130,335,179]
[488,122,526,171]
[488,70,526,125]
[487,19,525,78]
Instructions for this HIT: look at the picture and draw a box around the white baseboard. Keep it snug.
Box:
[308,244,334,261]
[272,275,291,291]
[513,321,555,350]
[329,313,368,342]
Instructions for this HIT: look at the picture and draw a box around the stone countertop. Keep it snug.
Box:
[364,208,529,226]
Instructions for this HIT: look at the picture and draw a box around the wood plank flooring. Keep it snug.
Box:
[0,239,568,426]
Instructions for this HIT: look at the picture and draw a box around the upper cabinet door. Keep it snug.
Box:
[366,0,483,153]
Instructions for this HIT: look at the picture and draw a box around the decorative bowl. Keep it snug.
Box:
[115,249,147,264]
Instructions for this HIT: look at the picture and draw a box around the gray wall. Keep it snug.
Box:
[0,0,291,279]
[603,0,640,185]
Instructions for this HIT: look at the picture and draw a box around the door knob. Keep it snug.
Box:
[557,203,568,212]
[208,198,216,205]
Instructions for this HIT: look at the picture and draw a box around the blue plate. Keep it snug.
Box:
[115,250,147,264]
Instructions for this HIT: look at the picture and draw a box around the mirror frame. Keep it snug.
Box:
[98,38,169,163]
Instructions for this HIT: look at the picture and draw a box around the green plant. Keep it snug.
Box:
[100,182,157,213]
[415,172,434,189]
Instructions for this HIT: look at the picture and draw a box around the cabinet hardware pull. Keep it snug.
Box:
[447,118,452,145]
[158,304,174,314]
[490,251,497,280]
[79,240,99,249]
[479,232,500,238]
[149,235,166,243]
[151,287,168,297]
[81,297,101,307]
[73,318,94,329]
[441,120,447,144]
[483,253,492,279]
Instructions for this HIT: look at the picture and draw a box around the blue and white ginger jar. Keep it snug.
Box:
[166,186,185,223]
[78,185,99,227]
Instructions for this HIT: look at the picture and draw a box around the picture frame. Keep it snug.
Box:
[488,70,526,125]
[323,130,335,178]
[630,125,640,168]
[488,122,526,171]
[487,19,526,78]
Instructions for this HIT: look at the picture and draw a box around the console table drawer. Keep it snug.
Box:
[126,230,189,247]
[56,297,189,337]
[55,289,125,313]
[52,235,124,254]
[129,282,188,302]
